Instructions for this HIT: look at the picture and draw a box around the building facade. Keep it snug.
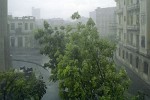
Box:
[0,0,11,71]
[115,0,150,84]
[90,7,117,36]
[89,11,96,23]
[8,16,37,49]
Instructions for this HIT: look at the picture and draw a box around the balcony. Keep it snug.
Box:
[127,4,140,11]
[125,43,139,52]
[127,25,140,31]
[117,24,123,29]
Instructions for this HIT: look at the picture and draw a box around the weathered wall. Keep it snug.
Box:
[0,0,11,71]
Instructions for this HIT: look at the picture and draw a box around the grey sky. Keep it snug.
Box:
[8,0,116,19]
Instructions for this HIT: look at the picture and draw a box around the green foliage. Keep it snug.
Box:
[60,26,65,30]
[35,22,67,81]
[57,15,130,100]
[0,70,47,100]
[71,12,81,20]
[102,33,118,46]
[35,13,130,100]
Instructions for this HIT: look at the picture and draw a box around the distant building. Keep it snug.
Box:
[0,0,11,71]
[89,11,96,23]
[90,7,117,36]
[32,7,40,19]
[8,16,37,48]
[76,16,89,24]
[115,0,150,84]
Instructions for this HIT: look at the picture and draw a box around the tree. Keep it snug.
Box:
[0,70,47,100]
[35,21,67,81]
[60,26,65,30]
[57,17,130,99]
[71,12,81,20]
[35,13,130,100]
[30,79,47,100]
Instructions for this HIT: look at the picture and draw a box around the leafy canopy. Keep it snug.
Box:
[0,70,47,100]
[35,12,130,100]
[57,17,130,100]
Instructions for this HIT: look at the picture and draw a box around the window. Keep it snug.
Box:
[119,32,121,40]
[124,16,126,22]
[137,0,139,4]
[124,0,126,5]
[127,34,129,43]
[124,33,126,40]
[131,15,133,25]
[25,23,28,30]
[141,36,145,48]
[119,15,122,25]
[136,14,139,25]
[144,61,148,75]
[127,16,129,25]
[11,37,15,47]
[136,57,139,68]
[25,37,29,47]
[130,33,133,45]
[136,35,139,47]
[18,23,22,26]
[30,23,33,30]
[18,23,22,28]
[130,54,132,65]
[126,51,128,59]
[141,15,145,25]
[18,37,23,47]
[127,14,133,25]
[11,23,15,30]
[122,50,125,59]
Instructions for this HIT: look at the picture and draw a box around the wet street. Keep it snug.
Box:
[11,48,150,100]
[11,48,60,100]
[42,82,60,100]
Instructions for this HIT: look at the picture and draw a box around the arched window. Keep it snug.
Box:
[11,37,15,47]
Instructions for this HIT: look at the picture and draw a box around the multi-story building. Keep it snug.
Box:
[89,11,96,23]
[115,0,150,84]
[32,7,40,19]
[90,7,117,36]
[0,0,11,71]
[8,16,37,48]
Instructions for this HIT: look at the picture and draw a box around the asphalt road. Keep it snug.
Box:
[11,48,150,100]
[12,53,60,100]
[42,82,60,100]
[114,55,150,99]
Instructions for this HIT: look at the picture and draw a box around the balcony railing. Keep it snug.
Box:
[127,3,140,11]
[127,25,140,31]
[117,24,123,29]
[116,8,123,14]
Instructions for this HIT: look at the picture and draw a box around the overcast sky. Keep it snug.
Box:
[8,0,116,19]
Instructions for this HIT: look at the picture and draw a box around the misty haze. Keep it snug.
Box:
[0,0,150,100]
